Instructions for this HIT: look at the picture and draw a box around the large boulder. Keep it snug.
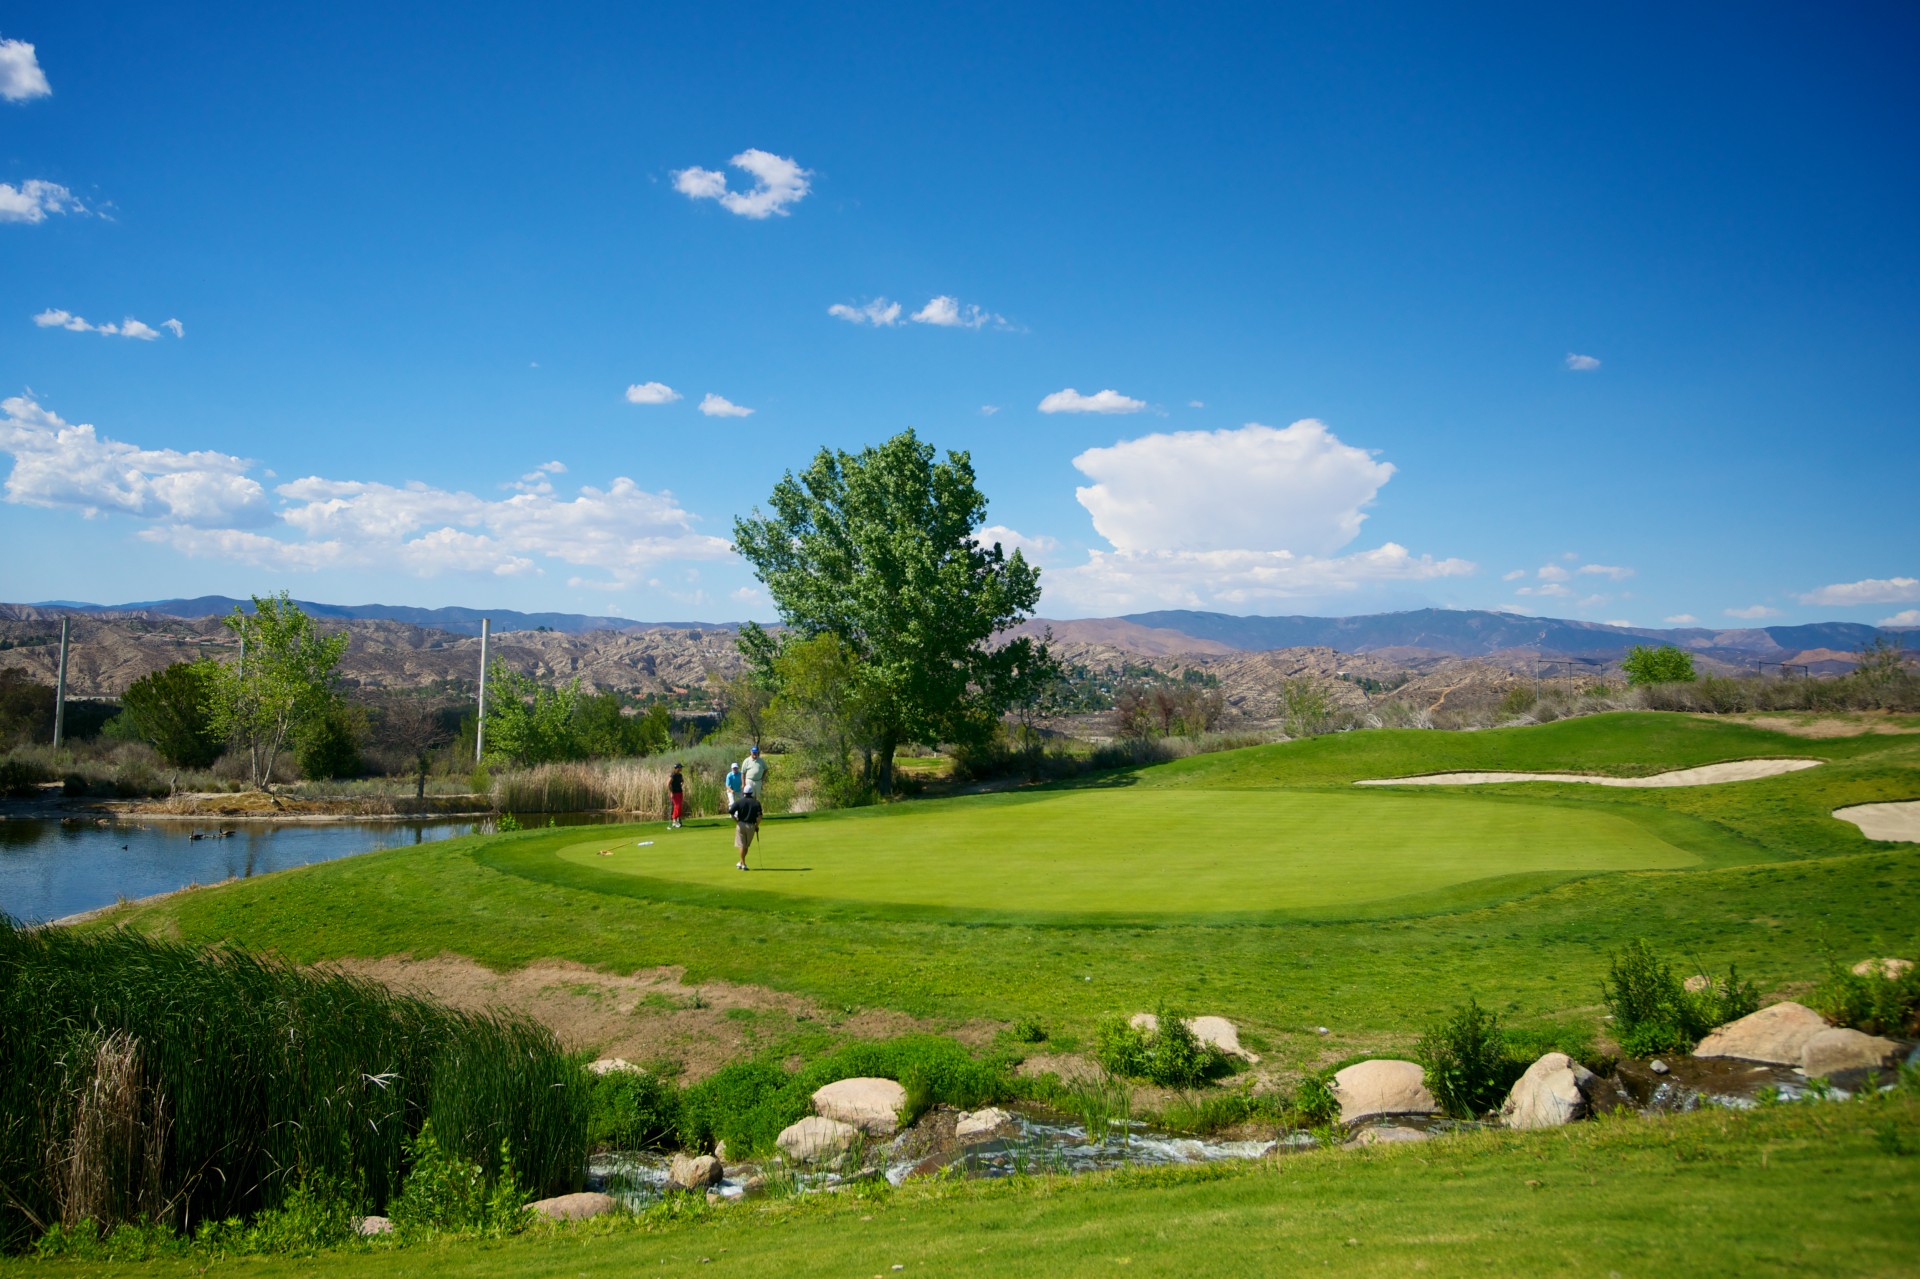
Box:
[776,1115,858,1163]
[1801,1028,1904,1078]
[1500,1052,1598,1130]
[955,1107,1014,1141]
[354,1215,393,1236]
[1693,1002,1829,1067]
[527,1192,617,1222]
[812,1077,909,1136]
[1851,957,1915,980]
[1331,1060,1439,1125]
[1348,1125,1430,1147]
[1127,1012,1260,1062]
[668,1153,724,1189]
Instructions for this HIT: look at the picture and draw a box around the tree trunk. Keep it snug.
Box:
[875,736,897,797]
[415,756,428,800]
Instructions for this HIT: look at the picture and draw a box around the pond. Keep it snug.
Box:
[0,810,624,925]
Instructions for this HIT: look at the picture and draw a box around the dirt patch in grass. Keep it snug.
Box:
[107,791,488,819]
[324,952,998,1080]
[1707,712,1920,739]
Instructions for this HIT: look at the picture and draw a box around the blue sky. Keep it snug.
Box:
[2,2,1916,628]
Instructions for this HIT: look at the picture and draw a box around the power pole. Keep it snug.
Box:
[52,617,70,747]
[475,617,490,763]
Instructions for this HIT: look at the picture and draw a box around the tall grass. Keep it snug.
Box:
[0,919,587,1251]
[491,745,791,817]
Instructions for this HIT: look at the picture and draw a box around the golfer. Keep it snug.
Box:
[741,745,767,798]
[668,762,685,829]
[730,788,763,871]
[724,761,743,810]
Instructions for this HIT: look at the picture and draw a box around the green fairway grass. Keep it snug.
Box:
[548,789,1705,921]
[22,1089,1918,1278]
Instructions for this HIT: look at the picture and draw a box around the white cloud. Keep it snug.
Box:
[1048,543,1474,613]
[1501,569,1526,581]
[507,461,567,494]
[625,381,681,405]
[977,524,1058,561]
[698,393,753,418]
[979,405,1001,416]
[0,179,84,223]
[911,295,999,329]
[1879,609,1920,627]
[1724,604,1783,620]
[1664,614,1700,625]
[1537,564,1571,582]
[1796,576,1919,607]
[1578,563,1634,580]
[730,585,765,604]
[1039,388,1146,415]
[33,308,179,339]
[1188,400,1205,409]
[672,149,811,219]
[0,38,50,102]
[1565,353,1601,371]
[828,298,902,327]
[1603,619,1632,627]
[0,396,270,527]
[1516,582,1573,598]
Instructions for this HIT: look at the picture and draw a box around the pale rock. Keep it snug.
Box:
[1501,1053,1597,1130]
[1348,1125,1430,1147]
[354,1215,393,1236]
[588,1057,640,1076]
[1851,957,1915,979]
[955,1108,1014,1140]
[1126,1012,1259,1062]
[1649,1059,1670,1075]
[669,1153,724,1189]
[1801,1027,1903,1078]
[812,1077,909,1136]
[777,1115,858,1163]
[1682,975,1712,994]
[1693,1002,1830,1067]
[527,1192,617,1221]
[1331,1059,1439,1125]
[714,1140,728,1161]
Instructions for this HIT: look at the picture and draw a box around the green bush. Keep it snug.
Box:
[193,1176,361,1256]
[1417,998,1521,1118]
[1093,1007,1225,1087]
[0,755,50,796]
[1009,1016,1048,1044]
[1602,939,1760,1056]
[296,703,365,779]
[588,1068,683,1150]
[1812,955,1920,1037]
[119,662,224,769]
[1291,1074,1340,1127]
[388,1123,529,1239]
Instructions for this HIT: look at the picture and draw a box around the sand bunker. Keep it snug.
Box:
[1356,758,1823,789]
[1833,801,1920,843]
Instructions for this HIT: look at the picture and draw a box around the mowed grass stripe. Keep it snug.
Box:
[542,789,1700,921]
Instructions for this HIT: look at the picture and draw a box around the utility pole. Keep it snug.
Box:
[475,617,490,763]
[52,617,70,747]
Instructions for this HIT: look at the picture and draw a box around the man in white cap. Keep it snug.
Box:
[740,744,767,801]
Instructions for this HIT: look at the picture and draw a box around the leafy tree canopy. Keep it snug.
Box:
[120,661,224,768]
[207,593,350,788]
[1621,644,1698,687]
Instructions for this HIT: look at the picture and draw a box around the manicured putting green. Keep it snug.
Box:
[552,789,1700,920]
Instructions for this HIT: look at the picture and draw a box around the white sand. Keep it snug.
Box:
[1356,758,1824,788]
[1833,801,1920,843]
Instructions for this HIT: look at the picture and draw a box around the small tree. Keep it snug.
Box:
[207,594,350,789]
[769,633,874,802]
[715,672,773,747]
[1278,677,1333,737]
[119,661,224,768]
[481,664,582,766]
[1621,644,1697,686]
[373,692,458,798]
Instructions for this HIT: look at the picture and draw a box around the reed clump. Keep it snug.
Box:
[490,745,785,818]
[0,919,587,1252]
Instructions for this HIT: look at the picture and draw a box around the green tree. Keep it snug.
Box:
[769,633,873,798]
[732,430,1052,794]
[574,692,671,758]
[296,701,366,779]
[207,594,351,789]
[482,663,582,766]
[120,661,224,768]
[1620,644,1697,686]
[715,671,773,747]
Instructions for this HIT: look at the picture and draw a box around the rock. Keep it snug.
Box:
[588,1057,641,1075]
[354,1215,393,1236]
[527,1192,617,1222]
[1649,1059,1670,1075]
[1331,1060,1439,1125]
[1683,975,1712,993]
[669,1153,724,1189]
[714,1140,728,1161]
[1801,1028,1903,1078]
[1128,1011,1160,1033]
[776,1115,858,1163]
[1500,1053,1598,1130]
[1851,957,1915,980]
[1315,1027,1330,1036]
[955,1107,1014,1140]
[1693,1002,1830,1067]
[1348,1125,1430,1147]
[812,1077,909,1136]
[1127,1012,1260,1062]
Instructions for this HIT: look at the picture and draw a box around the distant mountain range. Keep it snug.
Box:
[26,596,737,638]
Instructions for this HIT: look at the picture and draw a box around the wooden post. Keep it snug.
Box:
[52,617,70,747]
[475,617,490,763]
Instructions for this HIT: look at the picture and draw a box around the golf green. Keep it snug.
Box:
[545,788,1702,921]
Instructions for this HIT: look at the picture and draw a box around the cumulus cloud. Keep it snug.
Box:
[828,298,902,326]
[979,405,1001,416]
[1724,604,1783,620]
[0,179,84,223]
[625,381,681,405]
[1516,582,1573,598]
[698,393,753,418]
[1579,563,1634,580]
[33,309,181,339]
[977,524,1058,561]
[1880,609,1920,627]
[1536,564,1571,582]
[1665,614,1700,625]
[1,396,734,587]
[672,149,811,219]
[1048,543,1475,613]
[1795,576,1919,607]
[1565,353,1601,371]
[1039,388,1146,415]
[0,38,50,102]
[1188,400,1205,409]
[1501,569,1526,581]
[911,295,997,329]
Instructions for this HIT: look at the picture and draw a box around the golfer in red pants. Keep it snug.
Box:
[668,762,685,829]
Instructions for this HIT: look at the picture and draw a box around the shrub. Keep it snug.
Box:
[1009,1016,1047,1044]
[388,1123,529,1239]
[1622,645,1697,686]
[1416,998,1520,1119]
[295,703,365,780]
[0,754,50,795]
[119,662,224,769]
[1602,939,1760,1056]
[1811,954,1920,1037]
[1093,1008,1225,1088]
[588,1068,683,1150]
